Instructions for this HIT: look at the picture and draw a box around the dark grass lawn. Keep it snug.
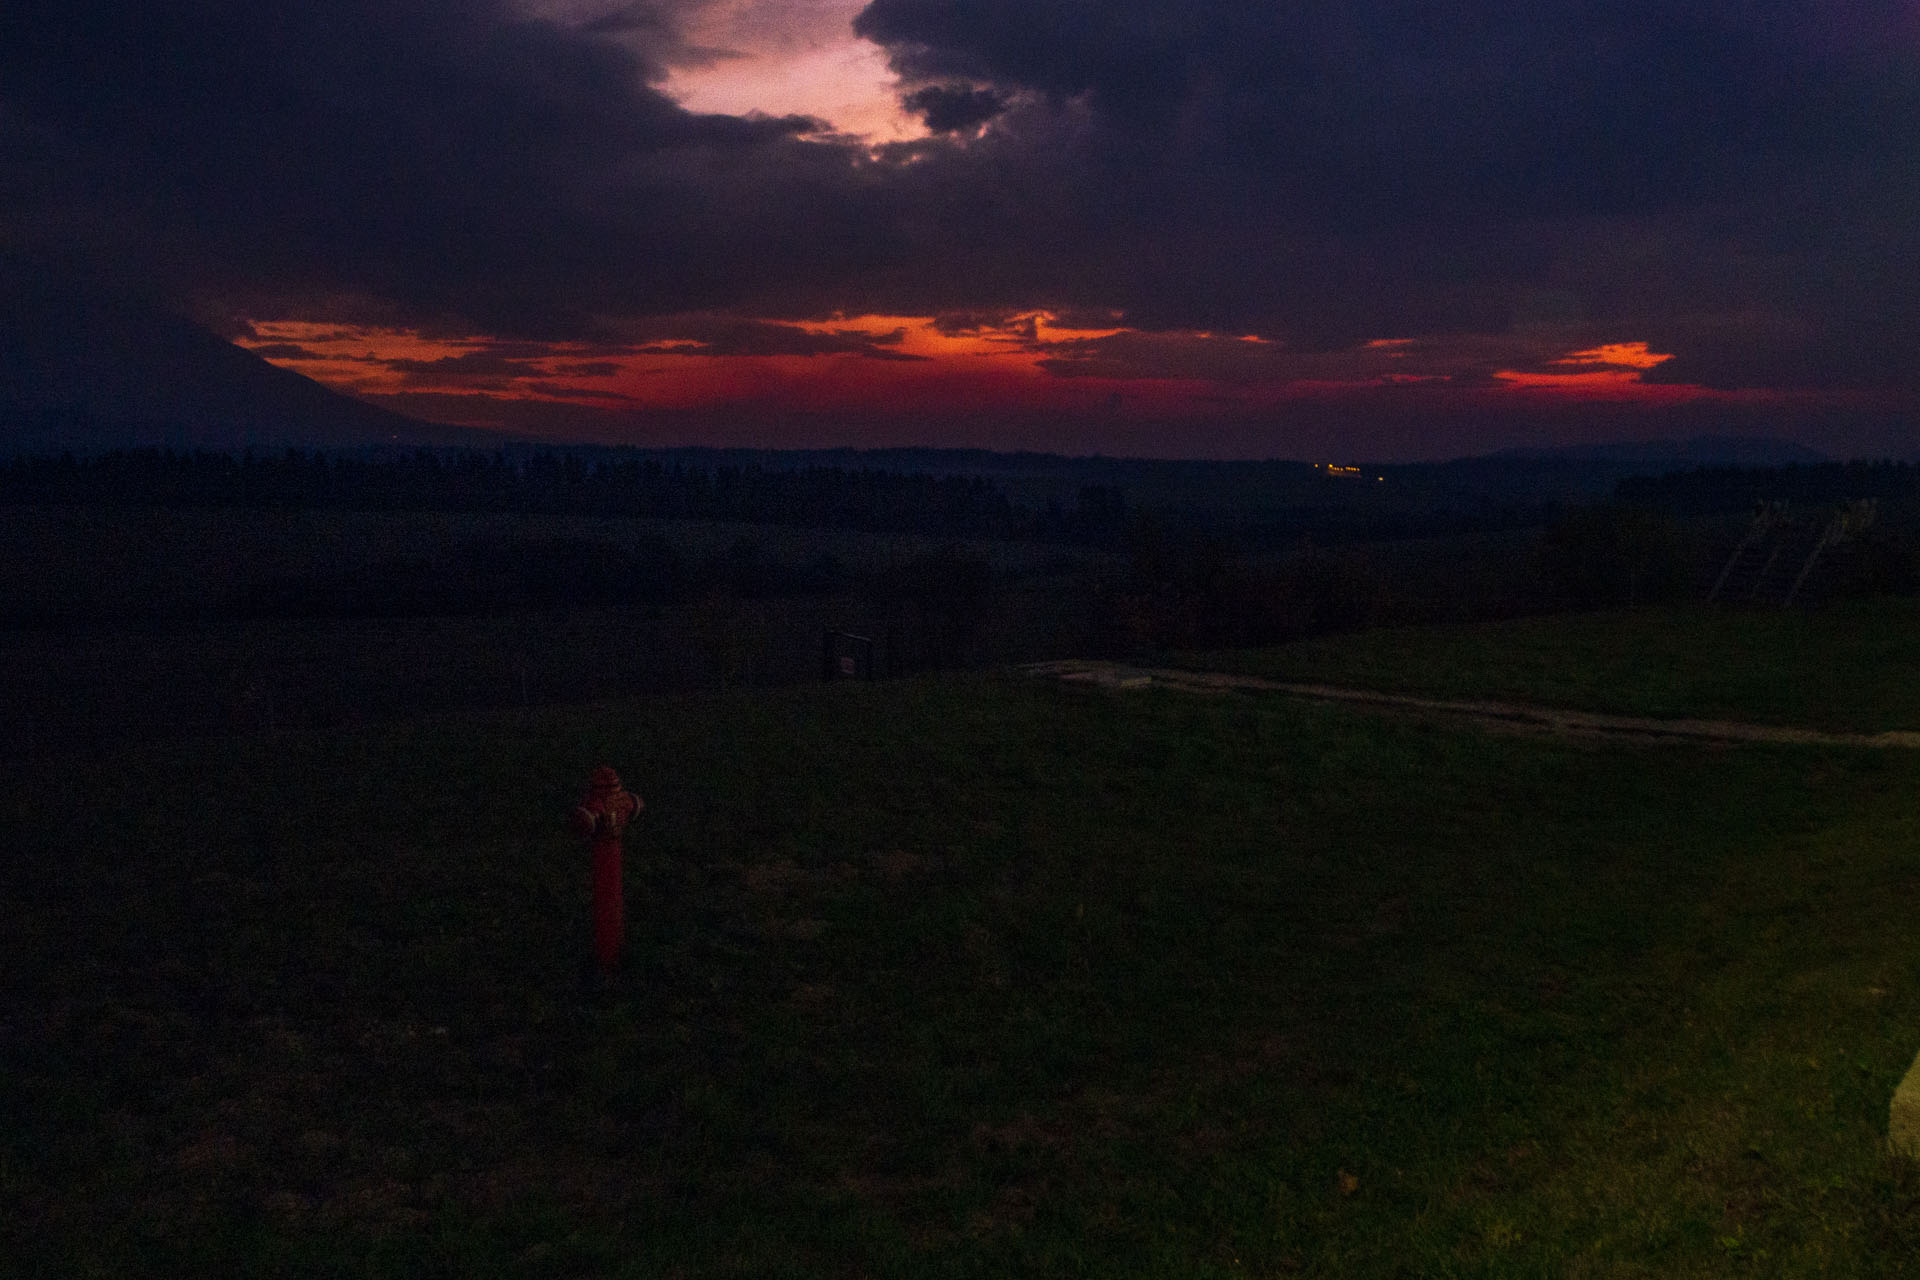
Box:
[4,663,1919,1275]
[1176,598,1920,734]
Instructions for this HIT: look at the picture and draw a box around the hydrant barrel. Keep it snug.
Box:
[569,766,642,974]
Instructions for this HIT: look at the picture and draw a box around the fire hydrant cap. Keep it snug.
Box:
[588,766,622,790]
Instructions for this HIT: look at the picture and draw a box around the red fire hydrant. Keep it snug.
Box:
[569,766,643,974]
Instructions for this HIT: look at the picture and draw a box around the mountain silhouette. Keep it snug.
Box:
[0,259,483,452]
[1485,435,1828,468]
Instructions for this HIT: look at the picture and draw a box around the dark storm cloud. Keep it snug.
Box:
[928,312,1001,336]
[383,350,552,383]
[901,84,1008,133]
[572,0,746,75]
[1033,332,1296,385]
[1028,329,1576,388]
[633,318,929,359]
[1043,308,1126,331]
[859,0,1916,220]
[244,343,331,361]
[521,381,638,400]
[378,342,638,386]
[851,0,1920,387]
[446,337,642,360]
[3,0,1918,401]
[929,311,1037,340]
[0,0,876,334]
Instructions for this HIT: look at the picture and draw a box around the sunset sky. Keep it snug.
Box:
[3,0,1917,458]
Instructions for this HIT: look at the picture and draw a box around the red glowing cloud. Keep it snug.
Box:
[1492,340,1695,399]
[236,318,1778,446]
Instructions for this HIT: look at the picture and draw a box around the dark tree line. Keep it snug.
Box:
[1615,460,1920,514]
[0,447,1055,540]
[0,446,1565,547]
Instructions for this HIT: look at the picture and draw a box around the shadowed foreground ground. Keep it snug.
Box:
[4,618,1920,1275]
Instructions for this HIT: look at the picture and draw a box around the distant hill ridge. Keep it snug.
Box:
[0,258,478,451]
[1485,436,1829,467]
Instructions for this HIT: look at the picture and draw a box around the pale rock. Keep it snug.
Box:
[1892,1047,1920,1159]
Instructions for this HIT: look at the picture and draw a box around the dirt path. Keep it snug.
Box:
[1021,659,1920,749]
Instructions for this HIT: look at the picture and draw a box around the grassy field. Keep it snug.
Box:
[4,610,1920,1275]
[1178,598,1920,734]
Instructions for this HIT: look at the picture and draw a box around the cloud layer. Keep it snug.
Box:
[0,0,883,333]
[853,0,1920,381]
[4,0,1918,415]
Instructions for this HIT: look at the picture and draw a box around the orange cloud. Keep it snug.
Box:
[1552,341,1673,369]
[239,316,1740,425]
[1494,340,1687,399]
